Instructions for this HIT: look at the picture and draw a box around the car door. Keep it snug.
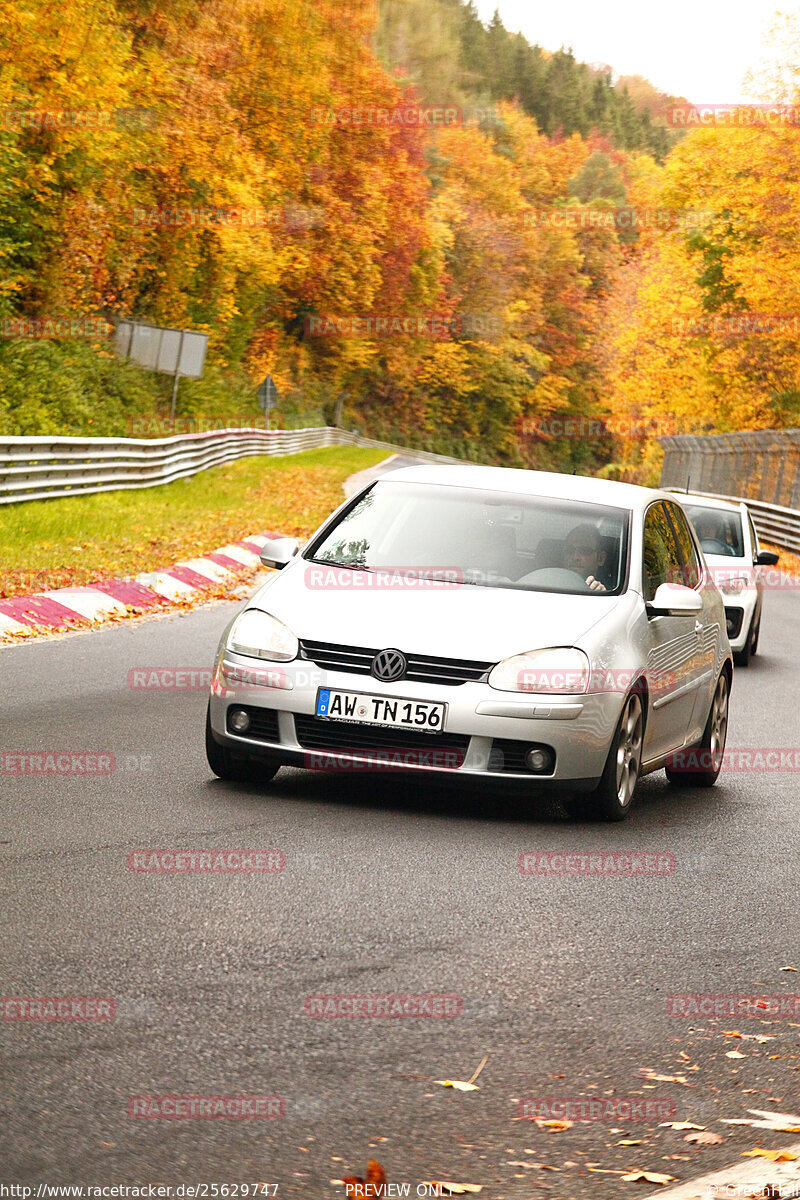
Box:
[664,501,719,743]
[745,506,765,619]
[640,502,705,761]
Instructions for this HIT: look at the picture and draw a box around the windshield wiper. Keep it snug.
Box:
[309,557,373,571]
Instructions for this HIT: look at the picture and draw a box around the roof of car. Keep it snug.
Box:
[667,490,745,516]
[375,464,681,510]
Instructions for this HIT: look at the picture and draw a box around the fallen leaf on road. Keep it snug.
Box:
[640,1069,690,1085]
[780,966,797,971]
[535,1119,574,1131]
[341,1160,387,1198]
[621,1170,676,1184]
[659,1121,705,1131]
[722,1109,800,1132]
[434,1055,488,1092]
[421,1184,482,1195]
[741,1148,800,1162]
[506,1162,559,1170]
[726,1051,747,1059]
[684,1131,724,1145]
[617,1140,642,1146]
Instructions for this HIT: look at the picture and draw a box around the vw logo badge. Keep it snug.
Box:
[371,648,407,681]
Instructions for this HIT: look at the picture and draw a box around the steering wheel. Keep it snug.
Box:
[700,539,730,556]
[516,567,592,592]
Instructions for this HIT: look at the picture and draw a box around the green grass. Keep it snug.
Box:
[0,446,389,596]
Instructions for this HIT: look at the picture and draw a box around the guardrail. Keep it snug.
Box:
[0,427,464,505]
[659,430,800,554]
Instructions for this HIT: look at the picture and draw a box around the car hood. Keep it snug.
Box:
[248,562,622,661]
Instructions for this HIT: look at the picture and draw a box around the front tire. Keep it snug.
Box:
[563,692,643,822]
[205,704,280,783]
[734,623,752,667]
[665,670,729,788]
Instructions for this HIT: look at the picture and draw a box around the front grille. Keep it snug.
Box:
[294,714,469,767]
[299,639,493,686]
[227,705,280,742]
[489,738,556,775]
[725,607,744,638]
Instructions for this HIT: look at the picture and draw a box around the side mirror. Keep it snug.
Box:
[260,537,300,570]
[755,549,779,566]
[646,582,703,617]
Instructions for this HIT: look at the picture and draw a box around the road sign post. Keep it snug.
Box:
[257,374,278,430]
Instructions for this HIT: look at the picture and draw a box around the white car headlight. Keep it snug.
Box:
[488,647,590,694]
[718,575,748,595]
[226,609,299,661]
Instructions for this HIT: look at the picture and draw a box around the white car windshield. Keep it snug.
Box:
[685,504,745,557]
[308,481,630,595]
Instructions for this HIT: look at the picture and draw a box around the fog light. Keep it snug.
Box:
[726,617,735,635]
[526,748,551,773]
[229,708,251,733]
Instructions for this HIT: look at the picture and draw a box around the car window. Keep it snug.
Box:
[747,510,759,557]
[307,481,630,595]
[642,502,683,602]
[664,502,701,589]
[684,503,745,557]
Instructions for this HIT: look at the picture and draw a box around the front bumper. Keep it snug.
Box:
[722,588,758,651]
[207,651,627,787]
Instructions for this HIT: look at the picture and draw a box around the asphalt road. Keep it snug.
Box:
[2,581,799,1199]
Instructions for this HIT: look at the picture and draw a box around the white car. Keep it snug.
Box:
[206,466,733,821]
[676,493,779,666]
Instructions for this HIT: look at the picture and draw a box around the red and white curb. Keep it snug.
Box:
[643,1139,800,1197]
[0,533,279,641]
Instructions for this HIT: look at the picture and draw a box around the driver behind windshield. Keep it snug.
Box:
[694,512,725,550]
[563,523,607,592]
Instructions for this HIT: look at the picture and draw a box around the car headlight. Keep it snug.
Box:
[718,575,748,595]
[488,647,590,694]
[226,609,299,661]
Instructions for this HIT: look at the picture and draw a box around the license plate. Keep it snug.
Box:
[315,688,446,732]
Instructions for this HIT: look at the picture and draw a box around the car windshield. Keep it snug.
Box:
[307,481,630,595]
[685,504,745,557]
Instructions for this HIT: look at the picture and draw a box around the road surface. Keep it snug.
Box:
[1,581,799,1198]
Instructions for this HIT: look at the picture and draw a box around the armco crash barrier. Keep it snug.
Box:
[0,426,462,505]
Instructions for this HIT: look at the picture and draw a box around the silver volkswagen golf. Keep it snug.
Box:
[206,466,732,821]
